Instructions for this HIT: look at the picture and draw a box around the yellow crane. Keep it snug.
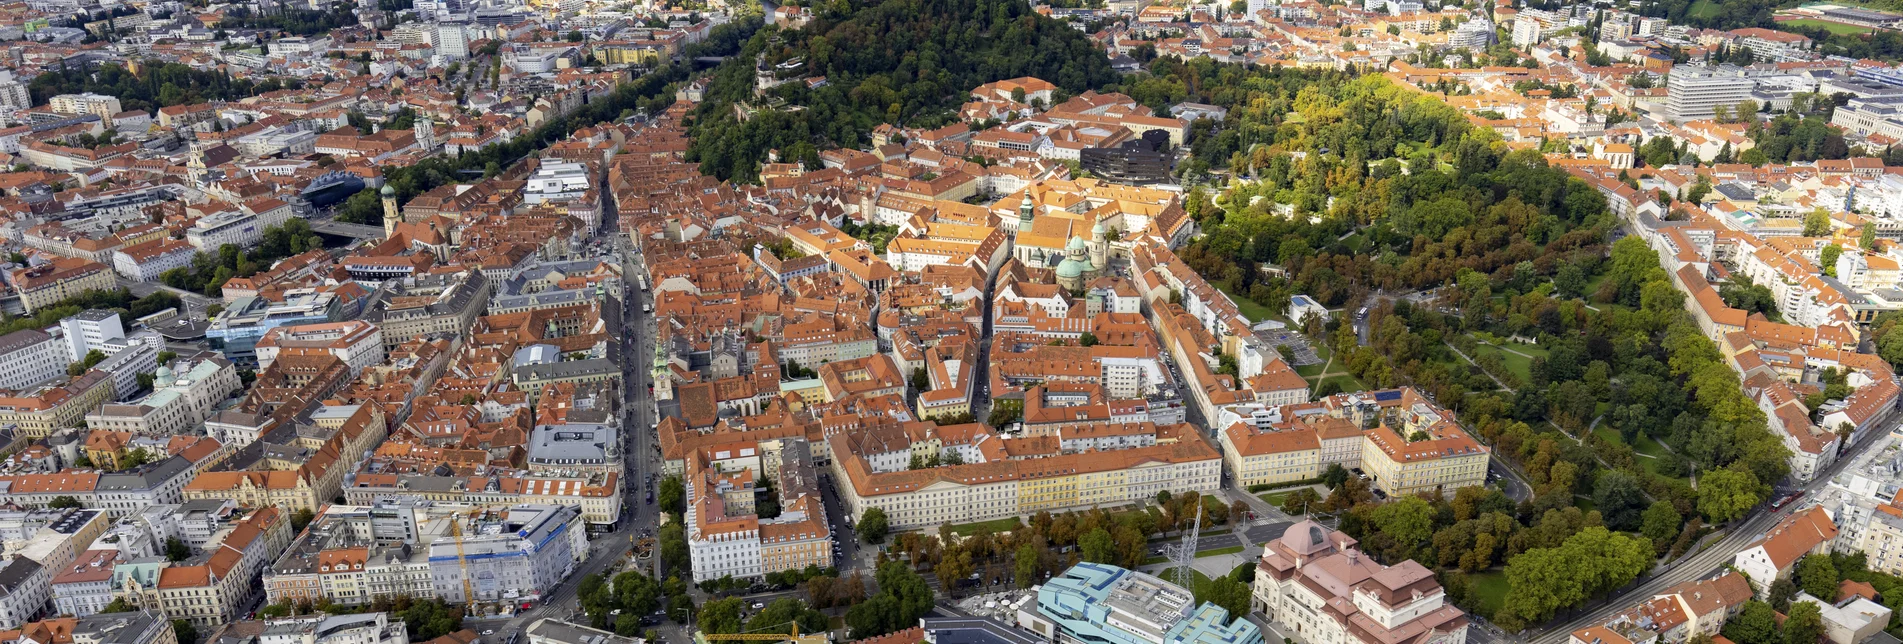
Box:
[695,624,829,644]
[450,512,477,613]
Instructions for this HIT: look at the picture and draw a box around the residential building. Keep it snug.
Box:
[1733,506,1839,597]
[11,259,115,313]
[427,505,583,605]
[0,330,68,391]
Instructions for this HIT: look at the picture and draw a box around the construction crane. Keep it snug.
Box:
[695,623,829,644]
[450,511,477,614]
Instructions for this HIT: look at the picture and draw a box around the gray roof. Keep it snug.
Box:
[96,456,192,492]
[0,556,42,593]
[0,329,51,356]
[921,618,1043,644]
[526,618,641,644]
[527,424,614,466]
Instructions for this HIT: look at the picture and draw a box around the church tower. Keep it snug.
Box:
[1016,192,1035,232]
[381,185,399,239]
[1090,218,1108,271]
[414,116,436,152]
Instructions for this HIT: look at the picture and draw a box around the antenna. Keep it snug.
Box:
[1168,498,1202,588]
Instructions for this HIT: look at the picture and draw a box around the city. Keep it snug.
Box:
[0,3,1902,644]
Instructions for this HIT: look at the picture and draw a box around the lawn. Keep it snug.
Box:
[945,517,1024,535]
[1216,280,1282,325]
[1687,0,1721,19]
[1196,545,1245,558]
[1590,425,1673,460]
[1466,571,1509,618]
[1295,362,1325,377]
[1259,490,1294,506]
[1779,18,1876,34]
[1340,233,1368,253]
[1311,373,1365,394]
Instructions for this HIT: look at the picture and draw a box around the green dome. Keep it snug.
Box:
[1066,235,1088,252]
[380,185,396,196]
[1055,258,1087,280]
[1091,219,1105,235]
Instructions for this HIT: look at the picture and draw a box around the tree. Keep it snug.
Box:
[173,620,198,644]
[100,598,135,613]
[1698,468,1762,523]
[1197,575,1252,619]
[698,597,745,635]
[1322,464,1351,489]
[746,599,828,636]
[1795,554,1839,599]
[165,536,191,562]
[1724,601,1780,644]
[1640,500,1681,546]
[1078,332,1098,347]
[1805,209,1832,237]
[1080,527,1116,564]
[1784,600,1825,644]
[845,562,934,639]
[1821,244,1843,277]
[858,507,889,543]
[399,600,463,640]
[1863,222,1879,249]
[1015,544,1039,588]
[1594,470,1648,531]
[48,496,81,509]
[291,507,316,533]
[1768,578,1798,612]
[659,476,685,514]
[1371,496,1434,550]
[660,522,690,574]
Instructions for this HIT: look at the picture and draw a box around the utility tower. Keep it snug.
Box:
[1168,500,1203,587]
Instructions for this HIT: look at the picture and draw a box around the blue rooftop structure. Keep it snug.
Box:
[1024,563,1264,644]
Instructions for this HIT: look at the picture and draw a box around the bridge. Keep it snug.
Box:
[311,219,385,240]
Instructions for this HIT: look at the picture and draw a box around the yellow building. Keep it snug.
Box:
[0,370,117,439]
[10,258,114,313]
[759,497,831,574]
[1359,399,1491,497]
[1221,424,1320,488]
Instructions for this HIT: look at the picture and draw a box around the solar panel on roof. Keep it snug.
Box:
[1373,391,1401,401]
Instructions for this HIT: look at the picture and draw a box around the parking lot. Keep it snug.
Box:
[1256,328,1321,366]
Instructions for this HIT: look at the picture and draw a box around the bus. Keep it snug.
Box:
[638,275,650,292]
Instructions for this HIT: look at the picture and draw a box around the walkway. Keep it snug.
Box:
[1444,342,1515,393]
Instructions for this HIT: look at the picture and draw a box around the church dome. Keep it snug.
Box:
[380,185,396,197]
[1055,257,1088,280]
[1091,219,1105,235]
[1066,235,1088,252]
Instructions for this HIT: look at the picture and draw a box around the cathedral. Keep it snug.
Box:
[1010,192,1107,291]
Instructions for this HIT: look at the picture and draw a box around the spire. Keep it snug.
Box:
[1017,192,1035,230]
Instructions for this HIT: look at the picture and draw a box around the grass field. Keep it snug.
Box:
[1259,490,1295,506]
[1466,571,1509,618]
[1312,373,1366,394]
[1687,0,1722,19]
[945,517,1024,535]
[1216,280,1282,325]
[1780,18,1877,34]
[1197,546,1246,558]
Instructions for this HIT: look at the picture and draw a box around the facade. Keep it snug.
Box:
[111,240,196,282]
[0,330,68,391]
[1252,521,1468,644]
[11,259,116,313]
[208,292,347,367]
[1019,563,1262,644]
[426,504,583,605]
[1667,66,1760,122]
[254,321,386,375]
[1733,506,1839,597]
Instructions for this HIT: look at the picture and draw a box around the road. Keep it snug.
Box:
[117,277,215,318]
[470,181,666,644]
[1524,419,1896,644]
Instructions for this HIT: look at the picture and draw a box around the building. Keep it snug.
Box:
[1252,521,1468,644]
[207,292,346,367]
[1733,506,1839,597]
[1079,138,1171,185]
[0,370,117,438]
[254,611,412,644]
[48,93,122,119]
[1019,563,1263,644]
[427,504,583,605]
[254,321,385,375]
[0,330,68,391]
[0,556,48,628]
[11,259,115,313]
[1668,66,1762,123]
[84,357,241,437]
[524,619,641,644]
[523,162,592,204]
[362,271,493,351]
[111,240,196,283]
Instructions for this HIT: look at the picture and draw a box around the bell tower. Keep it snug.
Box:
[381,185,399,239]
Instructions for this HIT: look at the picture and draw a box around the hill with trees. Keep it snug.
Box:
[684,0,1117,182]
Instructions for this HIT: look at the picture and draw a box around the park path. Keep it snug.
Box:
[1444,342,1516,393]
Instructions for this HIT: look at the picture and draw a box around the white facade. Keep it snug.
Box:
[0,330,68,391]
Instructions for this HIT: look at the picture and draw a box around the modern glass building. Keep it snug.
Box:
[1021,563,1264,644]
